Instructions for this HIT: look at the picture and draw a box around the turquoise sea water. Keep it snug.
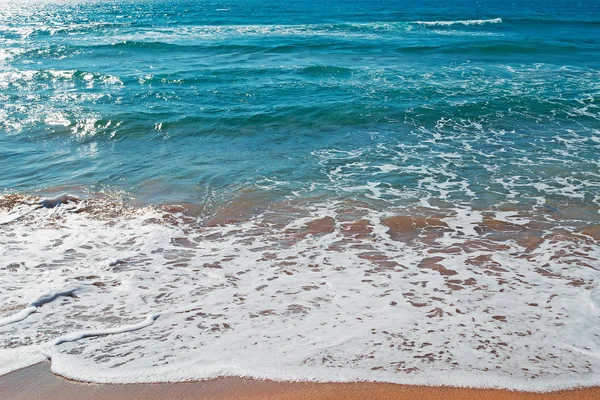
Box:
[1,0,599,212]
[2,1,600,388]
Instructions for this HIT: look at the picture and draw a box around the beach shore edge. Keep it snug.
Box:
[2,362,600,400]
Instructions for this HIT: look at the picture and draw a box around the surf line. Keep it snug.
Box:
[0,288,81,328]
[0,194,81,226]
[50,305,215,346]
[53,313,160,345]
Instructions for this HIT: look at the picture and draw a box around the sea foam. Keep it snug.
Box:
[416,18,503,26]
[0,195,599,391]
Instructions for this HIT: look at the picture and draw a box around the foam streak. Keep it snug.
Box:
[0,288,80,328]
[416,18,502,26]
[53,314,160,346]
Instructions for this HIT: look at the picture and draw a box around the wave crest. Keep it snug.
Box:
[416,18,502,26]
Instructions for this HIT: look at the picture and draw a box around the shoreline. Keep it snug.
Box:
[2,363,600,400]
[1,193,599,393]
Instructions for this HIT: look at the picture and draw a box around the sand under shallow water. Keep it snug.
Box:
[1,194,600,390]
[2,363,600,400]
[2,0,600,394]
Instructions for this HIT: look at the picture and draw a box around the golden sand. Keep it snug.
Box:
[1,363,600,400]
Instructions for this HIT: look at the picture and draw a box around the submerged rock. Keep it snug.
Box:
[38,194,79,209]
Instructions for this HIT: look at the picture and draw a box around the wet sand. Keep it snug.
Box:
[1,363,600,400]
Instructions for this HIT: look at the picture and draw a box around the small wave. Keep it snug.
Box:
[0,68,123,84]
[416,18,502,27]
[56,19,503,44]
[54,314,159,346]
[441,42,580,55]
[300,65,353,77]
[0,288,80,327]
[506,18,600,28]
[1,193,599,388]
[0,21,131,39]
[7,18,513,47]
[394,45,439,53]
[98,40,182,50]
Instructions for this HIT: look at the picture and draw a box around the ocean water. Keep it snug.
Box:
[1,0,600,391]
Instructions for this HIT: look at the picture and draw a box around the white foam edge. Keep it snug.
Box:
[53,313,159,346]
[0,306,37,328]
[44,352,600,392]
[416,18,502,26]
[1,313,160,377]
[0,287,82,328]
[0,347,47,377]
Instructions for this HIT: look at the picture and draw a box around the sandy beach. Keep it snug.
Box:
[2,0,600,397]
[1,362,599,400]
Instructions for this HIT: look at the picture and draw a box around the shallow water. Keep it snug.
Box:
[1,0,599,210]
[1,0,600,391]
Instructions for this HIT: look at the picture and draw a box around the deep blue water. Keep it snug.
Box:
[1,0,599,212]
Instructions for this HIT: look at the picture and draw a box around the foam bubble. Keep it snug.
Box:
[416,18,502,27]
[0,194,599,390]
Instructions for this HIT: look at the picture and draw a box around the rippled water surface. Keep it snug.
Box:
[1,0,600,390]
[1,0,599,208]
